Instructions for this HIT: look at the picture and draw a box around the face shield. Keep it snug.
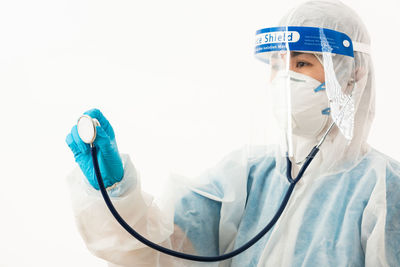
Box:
[255,26,368,157]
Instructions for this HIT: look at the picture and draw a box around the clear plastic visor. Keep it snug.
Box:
[255,27,358,156]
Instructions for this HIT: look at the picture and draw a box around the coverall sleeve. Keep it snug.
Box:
[361,164,400,267]
[67,154,202,267]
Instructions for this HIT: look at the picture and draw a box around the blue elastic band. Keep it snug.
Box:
[314,83,326,92]
[321,107,331,115]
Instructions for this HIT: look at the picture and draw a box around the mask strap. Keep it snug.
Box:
[353,42,370,55]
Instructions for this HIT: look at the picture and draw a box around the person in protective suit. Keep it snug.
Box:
[66,1,400,266]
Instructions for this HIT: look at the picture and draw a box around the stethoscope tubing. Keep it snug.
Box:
[91,145,319,262]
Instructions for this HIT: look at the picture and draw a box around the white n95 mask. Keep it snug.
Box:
[270,70,330,138]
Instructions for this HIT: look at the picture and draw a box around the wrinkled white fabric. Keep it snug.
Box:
[68,154,197,267]
[68,147,400,267]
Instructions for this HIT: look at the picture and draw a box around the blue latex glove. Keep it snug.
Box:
[66,109,124,190]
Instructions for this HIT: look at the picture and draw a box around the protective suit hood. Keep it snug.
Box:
[277,0,375,176]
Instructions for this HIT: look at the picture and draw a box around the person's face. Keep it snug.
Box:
[270,51,325,83]
[289,52,325,83]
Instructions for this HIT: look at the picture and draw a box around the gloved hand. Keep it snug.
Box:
[66,108,124,190]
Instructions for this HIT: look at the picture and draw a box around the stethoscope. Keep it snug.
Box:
[76,114,334,262]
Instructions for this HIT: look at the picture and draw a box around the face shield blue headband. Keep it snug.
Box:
[77,26,370,262]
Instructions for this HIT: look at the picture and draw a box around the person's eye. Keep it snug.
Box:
[296,61,310,68]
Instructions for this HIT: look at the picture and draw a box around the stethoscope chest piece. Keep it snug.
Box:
[77,115,100,145]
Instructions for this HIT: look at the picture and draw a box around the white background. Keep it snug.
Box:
[0,0,399,266]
